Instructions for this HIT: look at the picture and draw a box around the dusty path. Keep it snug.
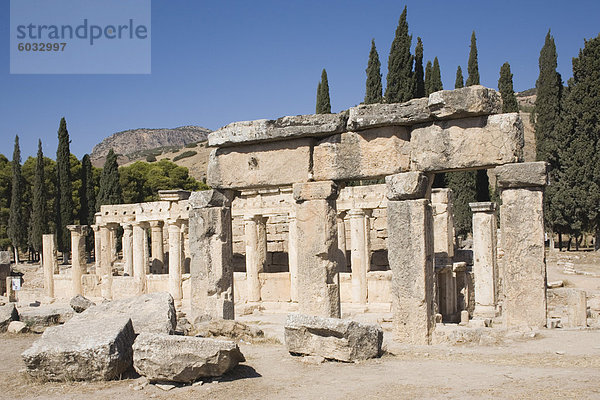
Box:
[2,328,600,400]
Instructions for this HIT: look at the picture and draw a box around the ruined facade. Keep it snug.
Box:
[42,85,557,343]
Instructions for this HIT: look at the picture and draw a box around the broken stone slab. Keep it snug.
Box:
[427,85,502,120]
[72,292,176,335]
[547,288,587,328]
[346,86,502,131]
[0,303,18,332]
[0,250,10,265]
[22,316,135,381]
[208,113,348,148]
[193,319,264,341]
[284,313,383,362]
[19,305,73,333]
[409,113,524,172]
[495,161,548,188]
[207,138,313,189]
[70,294,95,313]
[312,126,411,181]
[385,171,429,201]
[132,333,245,383]
[293,180,338,201]
[347,98,431,131]
[7,320,28,333]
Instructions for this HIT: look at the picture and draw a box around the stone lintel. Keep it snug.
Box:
[189,189,233,209]
[452,262,467,272]
[495,161,548,188]
[469,202,496,213]
[293,181,337,202]
[386,172,429,201]
[158,190,191,201]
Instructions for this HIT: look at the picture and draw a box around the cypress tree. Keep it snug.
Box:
[385,6,414,103]
[316,69,331,114]
[498,62,519,113]
[466,31,480,86]
[455,66,464,89]
[364,39,383,104]
[424,60,433,96]
[8,136,25,262]
[430,57,443,93]
[532,30,564,241]
[30,140,47,254]
[558,35,600,247]
[97,149,123,208]
[533,30,562,169]
[413,37,425,98]
[56,117,73,259]
[446,171,477,237]
[80,154,96,225]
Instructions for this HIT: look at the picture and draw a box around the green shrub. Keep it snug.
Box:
[185,142,198,148]
[146,155,157,162]
[173,150,197,162]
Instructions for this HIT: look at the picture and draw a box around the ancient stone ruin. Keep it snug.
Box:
[28,85,588,358]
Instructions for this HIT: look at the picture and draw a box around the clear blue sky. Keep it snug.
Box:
[2,0,599,160]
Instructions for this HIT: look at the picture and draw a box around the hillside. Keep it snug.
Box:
[90,125,211,167]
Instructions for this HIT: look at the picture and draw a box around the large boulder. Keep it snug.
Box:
[284,313,383,362]
[193,319,264,341]
[133,333,245,383]
[70,294,95,313]
[0,303,18,332]
[22,316,135,381]
[72,292,176,335]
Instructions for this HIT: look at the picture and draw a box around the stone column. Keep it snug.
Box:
[431,189,455,263]
[42,234,57,299]
[495,162,548,329]
[336,213,347,271]
[244,215,262,302]
[349,209,368,304]
[288,212,299,302]
[293,181,340,318]
[109,227,118,263]
[386,172,435,345]
[256,216,267,273]
[469,202,498,318]
[67,225,89,296]
[189,190,235,320]
[132,222,147,294]
[168,220,183,305]
[99,224,114,299]
[91,224,101,273]
[143,225,150,274]
[121,223,134,276]
[150,220,165,273]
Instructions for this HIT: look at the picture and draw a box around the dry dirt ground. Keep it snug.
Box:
[2,250,600,400]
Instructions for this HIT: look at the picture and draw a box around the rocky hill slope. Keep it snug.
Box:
[90,126,211,167]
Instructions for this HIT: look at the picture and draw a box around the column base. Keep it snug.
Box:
[473,304,496,319]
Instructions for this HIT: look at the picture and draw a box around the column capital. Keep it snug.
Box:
[149,220,164,229]
[469,202,497,213]
[494,161,548,189]
[167,219,182,230]
[120,222,133,230]
[348,208,366,218]
[91,224,100,232]
[386,171,429,201]
[67,225,89,235]
[293,181,337,202]
[243,214,262,222]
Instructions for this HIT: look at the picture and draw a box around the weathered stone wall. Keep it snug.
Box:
[207,86,523,190]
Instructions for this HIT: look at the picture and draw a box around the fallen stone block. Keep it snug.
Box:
[72,292,176,335]
[193,318,264,341]
[19,305,73,333]
[0,303,19,332]
[208,113,347,147]
[409,113,524,172]
[547,288,587,328]
[22,316,135,381]
[70,294,95,313]
[7,320,28,333]
[133,333,245,383]
[284,313,383,362]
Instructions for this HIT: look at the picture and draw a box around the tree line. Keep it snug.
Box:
[316,6,519,237]
[2,118,207,262]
